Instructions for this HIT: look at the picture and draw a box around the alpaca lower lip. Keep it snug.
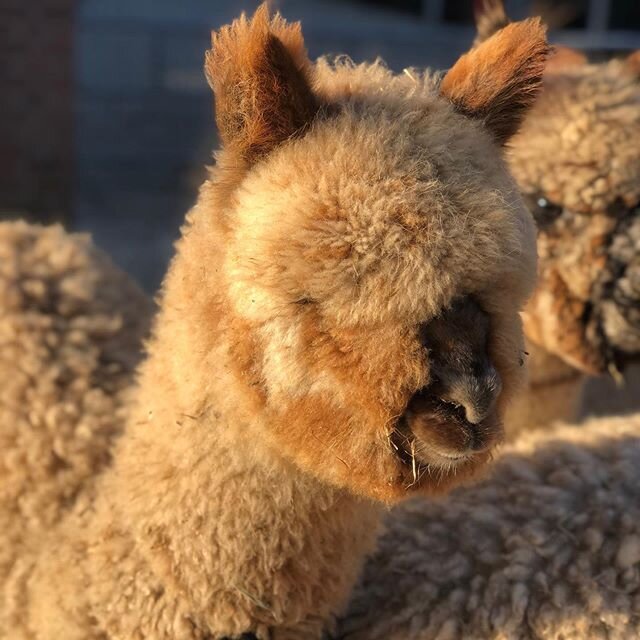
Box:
[429,450,467,461]
[414,447,471,467]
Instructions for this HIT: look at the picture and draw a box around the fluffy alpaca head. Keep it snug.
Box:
[475,0,640,376]
[182,5,544,502]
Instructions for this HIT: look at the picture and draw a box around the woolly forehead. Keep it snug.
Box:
[509,59,640,213]
[207,6,547,329]
[225,104,536,328]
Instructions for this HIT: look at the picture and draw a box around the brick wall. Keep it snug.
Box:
[0,0,75,223]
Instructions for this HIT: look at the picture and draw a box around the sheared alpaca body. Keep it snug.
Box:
[0,7,546,639]
[340,411,640,640]
[474,0,640,434]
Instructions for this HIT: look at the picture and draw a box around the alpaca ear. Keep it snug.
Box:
[205,4,319,162]
[441,18,549,145]
[473,0,584,76]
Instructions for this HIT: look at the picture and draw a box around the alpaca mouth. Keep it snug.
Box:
[391,392,501,476]
[409,443,472,468]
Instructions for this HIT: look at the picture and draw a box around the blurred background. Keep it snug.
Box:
[2,0,640,291]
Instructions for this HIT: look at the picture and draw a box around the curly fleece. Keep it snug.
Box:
[0,221,152,617]
[4,222,639,640]
[339,413,640,640]
[507,56,640,431]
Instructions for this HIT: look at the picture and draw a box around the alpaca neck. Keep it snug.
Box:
[98,271,382,636]
[108,404,381,636]
[505,341,585,437]
[87,208,384,636]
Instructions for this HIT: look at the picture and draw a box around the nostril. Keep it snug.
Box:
[462,400,490,425]
[441,367,502,425]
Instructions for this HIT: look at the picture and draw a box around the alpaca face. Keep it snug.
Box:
[204,6,546,502]
[508,56,640,374]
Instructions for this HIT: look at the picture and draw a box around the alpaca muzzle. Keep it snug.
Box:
[404,296,505,466]
[391,368,504,473]
[404,371,504,463]
[430,362,503,427]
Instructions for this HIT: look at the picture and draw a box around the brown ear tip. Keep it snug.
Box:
[502,16,547,41]
[208,2,273,45]
[504,18,551,73]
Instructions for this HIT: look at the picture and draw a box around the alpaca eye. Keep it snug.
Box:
[524,194,563,229]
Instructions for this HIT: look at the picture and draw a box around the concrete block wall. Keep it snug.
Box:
[75,1,263,289]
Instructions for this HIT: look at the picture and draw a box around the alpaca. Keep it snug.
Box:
[473,0,640,434]
[0,6,547,639]
[0,221,152,589]
[338,411,640,640]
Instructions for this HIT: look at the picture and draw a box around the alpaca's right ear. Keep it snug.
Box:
[441,19,549,145]
[205,4,318,162]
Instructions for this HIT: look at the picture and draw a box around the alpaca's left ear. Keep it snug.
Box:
[441,18,549,145]
[205,4,319,162]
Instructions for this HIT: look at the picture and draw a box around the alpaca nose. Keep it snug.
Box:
[439,364,502,426]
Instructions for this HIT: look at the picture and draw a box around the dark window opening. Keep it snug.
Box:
[351,0,422,16]
[609,0,640,29]
[443,0,475,24]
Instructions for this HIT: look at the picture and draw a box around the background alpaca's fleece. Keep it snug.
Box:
[338,412,640,640]
[472,0,640,434]
[0,221,152,589]
[508,54,640,430]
